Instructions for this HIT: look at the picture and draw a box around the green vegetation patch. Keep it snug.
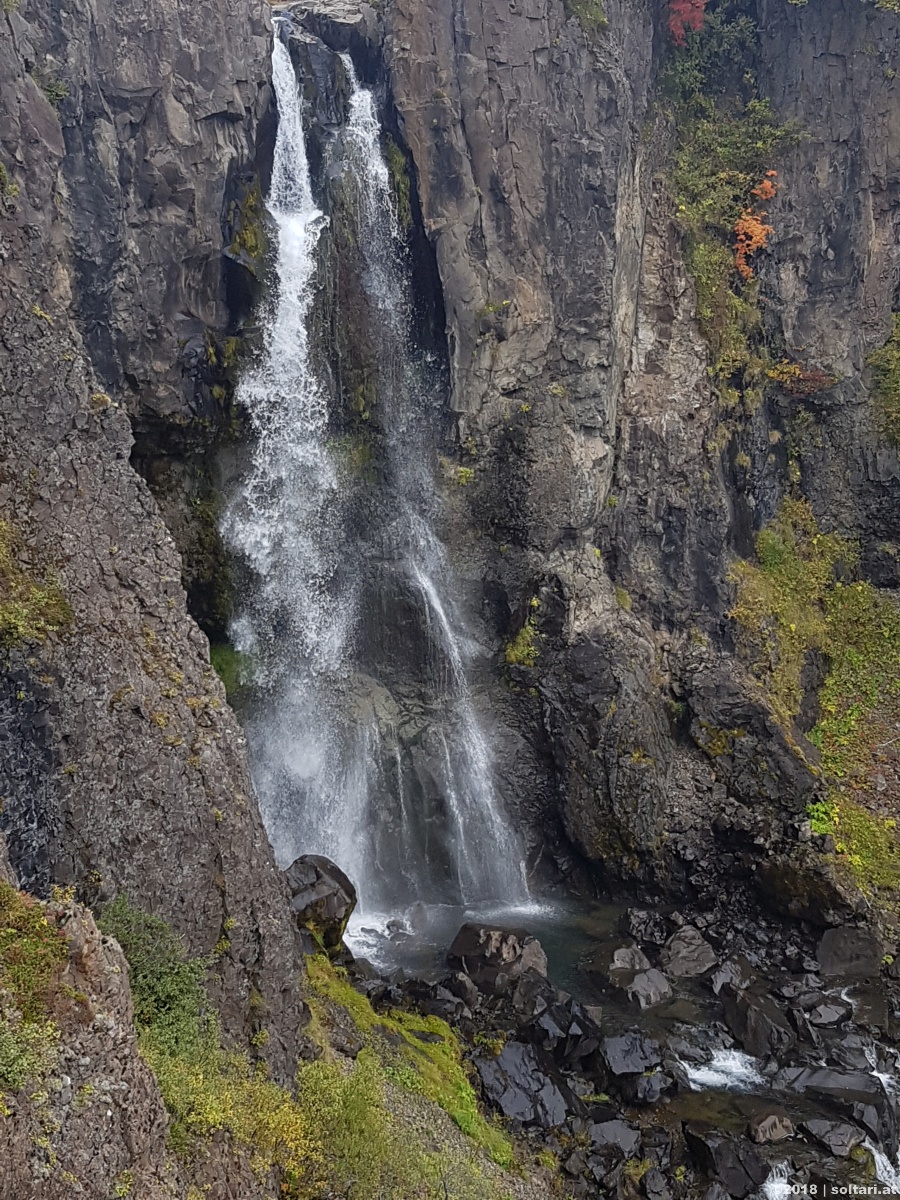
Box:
[209,643,251,700]
[0,519,71,647]
[0,881,67,1096]
[385,136,412,232]
[664,2,796,402]
[564,0,608,33]
[306,955,514,1168]
[868,313,900,444]
[730,500,900,894]
[101,899,511,1197]
[504,616,539,668]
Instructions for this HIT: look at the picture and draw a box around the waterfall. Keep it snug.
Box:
[223,31,529,922]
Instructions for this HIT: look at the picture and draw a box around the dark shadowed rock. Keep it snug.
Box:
[817,926,883,977]
[710,956,759,997]
[620,1069,671,1105]
[522,999,602,1066]
[720,983,796,1059]
[802,1118,865,1158]
[661,926,717,977]
[683,1122,768,1198]
[448,923,548,994]
[589,1118,641,1158]
[284,854,357,952]
[642,1167,672,1200]
[623,908,669,946]
[782,1066,899,1156]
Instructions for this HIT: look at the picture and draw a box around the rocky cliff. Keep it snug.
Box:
[0,0,304,1085]
[381,0,900,929]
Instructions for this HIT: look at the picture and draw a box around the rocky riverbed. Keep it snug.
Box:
[295,852,900,1197]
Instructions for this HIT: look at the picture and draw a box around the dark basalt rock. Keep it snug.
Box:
[780,1066,899,1157]
[683,1122,768,1199]
[588,1118,641,1158]
[817,926,883,977]
[600,1032,662,1076]
[284,854,357,952]
[720,983,797,1059]
[710,955,759,997]
[474,1040,578,1129]
[522,999,602,1067]
[625,968,672,1010]
[802,1118,866,1158]
[642,1166,673,1200]
[623,908,670,946]
[660,926,717,977]
[448,923,548,994]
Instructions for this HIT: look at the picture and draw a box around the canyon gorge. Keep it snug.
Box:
[1,0,900,1194]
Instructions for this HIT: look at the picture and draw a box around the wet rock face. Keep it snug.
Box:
[24,0,272,429]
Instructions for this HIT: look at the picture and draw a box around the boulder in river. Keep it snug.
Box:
[720,983,796,1059]
[600,1031,661,1076]
[747,1110,794,1143]
[817,925,883,977]
[626,968,672,1010]
[661,925,717,977]
[448,923,548,994]
[801,1118,866,1158]
[283,854,357,952]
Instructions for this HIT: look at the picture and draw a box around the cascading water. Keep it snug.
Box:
[223,28,529,929]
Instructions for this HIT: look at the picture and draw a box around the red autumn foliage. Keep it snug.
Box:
[668,0,707,45]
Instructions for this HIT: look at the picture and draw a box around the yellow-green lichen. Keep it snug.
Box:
[505,617,539,668]
[0,519,71,647]
[868,313,900,445]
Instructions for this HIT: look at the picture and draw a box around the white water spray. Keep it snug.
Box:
[224,32,528,915]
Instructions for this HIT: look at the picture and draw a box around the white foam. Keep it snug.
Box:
[683,1048,766,1092]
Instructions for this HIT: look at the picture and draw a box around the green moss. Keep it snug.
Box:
[457,466,475,486]
[0,881,67,1023]
[0,519,72,647]
[504,617,539,668]
[0,882,67,1097]
[614,586,632,612]
[730,501,900,895]
[0,162,19,201]
[868,313,900,444]
[306,956,514,1168]
[101,902,509,1197]
[385,136,412,232]
[229,183,267,271]
[564,0,607,33]
[209,643,250,700]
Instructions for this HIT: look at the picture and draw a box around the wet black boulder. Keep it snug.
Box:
[474,1040,579,1129]
[284,854,357,952]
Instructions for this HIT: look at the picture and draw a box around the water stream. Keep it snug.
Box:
[223,31,528,927]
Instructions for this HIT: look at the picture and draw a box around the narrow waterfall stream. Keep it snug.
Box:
[223,30,530,946]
